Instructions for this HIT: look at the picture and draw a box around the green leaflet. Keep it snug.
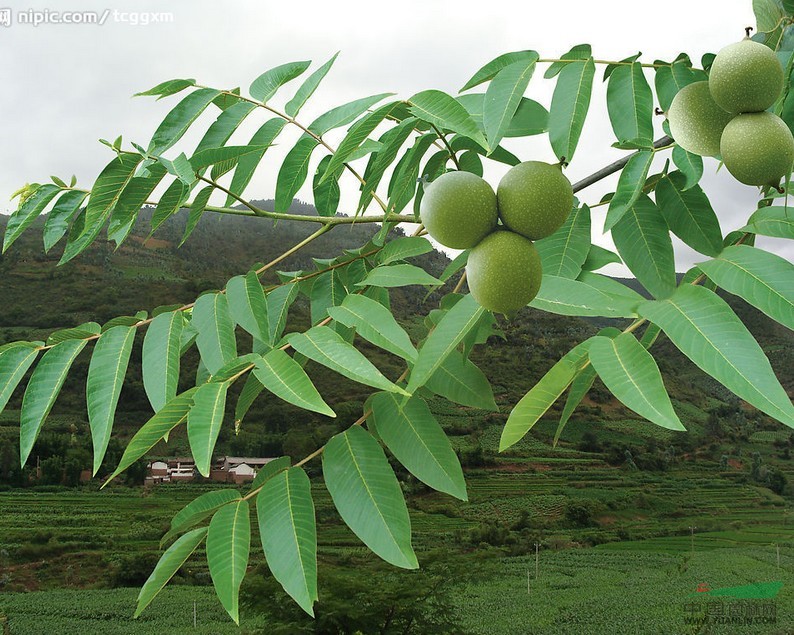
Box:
[357,264,442,288]
[378,236,433,265]
[286,53,339,117]
[500,340,592,451]
[554,364,597,447]
[226,118,287,206]
[457,94,548,138]
[211,354,260,383]
[106,388,198,484]
[82,151,144,241]
[387,134,438,214]
[47,322,100,345]
[358,119,418,212]
[193,292,237,375]
[257,468,318,616]
[135,78,196,99]
[156,156,194,188]
[102,313,146,331]
[180,184,215,246]
[553,327,622,447]
[266,284,299,346]
[108,163,168,246]
[655,172,723,257]
[161,489,242,547]
[143,311,184,412]
[86,325,136,475]
[148,88,222,154]
[426,351,498,411]
[3,184,61,253]
[576,271,645,306]
[192,100,257,156]
[226,271,269,343]
[581,244,622,272]
[368,392,467,500]
[313,155,343,217]
[742,206,794,240]
[604,150,654,230]
[548,56,595,162]
[408,294,485,392]
[671,146,703,190]
[323,426,418,569]
[0,344,39,416]
[135,527,207,618]
[439,251,469,282]
[327,294,418,363]
[249,455,291,491]
[529,275,640,318]
[461,50,539,91]
[150,179,189,234]
[189,145,269,173]
[207,500,250,624]
[639,285,794,428]
[322,101,401,181]
[545,44,592,78]
[589,333,685,431]
[501,97,549,137]
[654,60,706,111]
[253,349,335,417]
[55,210,91,265]
[408,89,489,151]
[188,381,230,477]
[310,268,347,325]
[250,60,311,102]
[42,189,87,253]
[482,54,539,151]
[754,0,786,32]
[234,373,265,429]
[534,204,591,279]
[606,61,654,147]
[275,136,320,213]
[696,245,794,330]
[511,358,585,450]
[20,339,88,467]
[288,326,408,395]
[612,194,677,299]
[308,93,393,136]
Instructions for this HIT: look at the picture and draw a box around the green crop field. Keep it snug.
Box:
[1,439,792,634]
[455,548,794,635]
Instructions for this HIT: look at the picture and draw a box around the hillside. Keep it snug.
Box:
[2,204,794,634]
[0,202,791,477]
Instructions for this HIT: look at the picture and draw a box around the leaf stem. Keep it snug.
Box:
[538,58,669,69]
[196,175,266,217]
[572,136,673,193]
[196,86,390,213]
[429,124,460,170]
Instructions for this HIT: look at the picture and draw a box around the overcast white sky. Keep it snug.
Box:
[1,0,790,272]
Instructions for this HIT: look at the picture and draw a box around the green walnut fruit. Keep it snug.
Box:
[667,81,733,157]
[419,171,498,249]
[720,111,794,187]
[709,39,784,113]
[466,230,542,314]
[496,161,574,240]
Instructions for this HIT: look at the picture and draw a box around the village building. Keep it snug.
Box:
[145,456,276,485]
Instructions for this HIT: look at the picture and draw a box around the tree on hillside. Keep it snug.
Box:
[0,2,793,623]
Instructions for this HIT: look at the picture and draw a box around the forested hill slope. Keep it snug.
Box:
[0,202,791,472]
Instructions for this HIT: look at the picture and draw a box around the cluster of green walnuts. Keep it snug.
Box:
[668,36,793,188]
[419,162,573,315]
